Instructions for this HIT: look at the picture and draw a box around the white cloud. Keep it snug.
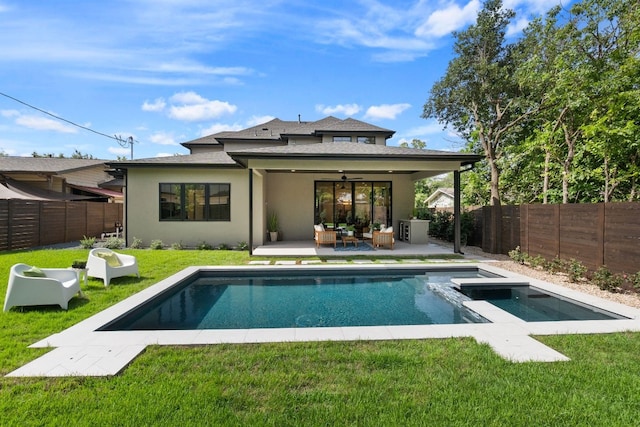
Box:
[142,98,166,112]
[149,131,179,146]
[12,114,77,133]
[364,103,411,120]
[316,104,361,116]
[108,146,132,156]
[1,109,19,118]
[504,0,562,14]
[168,91,237,122]
[155,152,178,158]
[506,17,530,37]
[246,115,275,127]
[405,122,447,136]
[415,0,481,38]
[169,91,208,105]
[199,122,243,137]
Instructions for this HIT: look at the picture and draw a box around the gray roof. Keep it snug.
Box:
[229,142,480,163]
[181,116,395,147]
[112,143,482,169]
[108,151,240,168]
[0,157,107,173]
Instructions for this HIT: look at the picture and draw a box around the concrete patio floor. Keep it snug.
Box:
[252,239,469,258]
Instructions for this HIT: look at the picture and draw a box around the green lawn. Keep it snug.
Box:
[2,249,640,426]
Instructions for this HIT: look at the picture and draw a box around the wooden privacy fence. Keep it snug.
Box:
[478,202,640,274]
[0,200,123,251]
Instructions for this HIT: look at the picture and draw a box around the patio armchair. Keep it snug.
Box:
[362,226,372,241]
[87,248,140,286]
[314,224,337,248]
[4,263,81,311]
[373,227,395,249]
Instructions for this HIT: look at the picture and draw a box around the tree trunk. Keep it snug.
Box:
[543,149,550,204]
[488,150,502,254]
[562,123,575,204]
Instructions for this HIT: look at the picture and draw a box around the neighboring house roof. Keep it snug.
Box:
[3,178,97,200]
[181,116,395,148]
[0,183,45,200]
[426,188,455,208]
[66,184,124,199]
[0,157,107,174]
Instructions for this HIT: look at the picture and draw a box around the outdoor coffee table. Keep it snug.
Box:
[341,235,359,247]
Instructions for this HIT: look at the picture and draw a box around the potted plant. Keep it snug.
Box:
[346,225,355,237]
[267,211,279,242]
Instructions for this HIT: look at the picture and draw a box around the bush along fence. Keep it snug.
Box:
[0,199,123,251]
[508,246,640,296]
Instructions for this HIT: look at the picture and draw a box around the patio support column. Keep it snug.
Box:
[249,168,253,256]
[453,170,462,254]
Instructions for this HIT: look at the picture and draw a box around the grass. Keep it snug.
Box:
[2,249,640,426]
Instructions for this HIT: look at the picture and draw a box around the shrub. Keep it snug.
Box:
[236,241,249,251]
[129,237,143,249]
[632,272,640,291]
[197,241,213,250]
[591,266,623,292]
[150,239,164,250]
[508,246,526,264]
[567,259,587,283]
[545,256,566,274]
[216,243,230,250]
[528,255,546,269]
[171,241,184,250]
[80,235,96,249]
[104,237,125,249]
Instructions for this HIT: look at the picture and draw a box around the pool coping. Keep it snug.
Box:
[7,263,640,377]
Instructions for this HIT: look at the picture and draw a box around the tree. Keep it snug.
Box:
[31,149,95,159]
[399,138,427,149]
[423,0,544,252]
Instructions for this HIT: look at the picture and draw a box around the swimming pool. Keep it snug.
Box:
[99,265,624,331]
[100,268,491,330]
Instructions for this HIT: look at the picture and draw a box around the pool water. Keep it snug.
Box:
[459,285,625,322]
[100,270,489,330]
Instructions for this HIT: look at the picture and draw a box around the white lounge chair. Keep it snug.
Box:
[4,263,81,311]
[86,248,140,286]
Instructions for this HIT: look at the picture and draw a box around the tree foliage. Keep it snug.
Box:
[425,0,640,205]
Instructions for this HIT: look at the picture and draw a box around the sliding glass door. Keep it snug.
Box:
[314,181,391,227]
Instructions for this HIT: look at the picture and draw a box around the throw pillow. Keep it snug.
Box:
[23,266,46,277]
[96,252,122,267]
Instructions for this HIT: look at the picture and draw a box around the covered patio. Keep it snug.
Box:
[229,143,483,255]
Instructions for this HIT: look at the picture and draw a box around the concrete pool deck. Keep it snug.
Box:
[7,262,640,377]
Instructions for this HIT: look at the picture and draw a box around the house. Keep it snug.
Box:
[425,187,455,209]
[0,157,122,202]
[110,116,482,253]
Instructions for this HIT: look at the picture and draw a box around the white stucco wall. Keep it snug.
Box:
[125,167,258,248]
[265,172,414,240]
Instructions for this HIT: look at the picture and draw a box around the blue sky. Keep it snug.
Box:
[0,0,568,160]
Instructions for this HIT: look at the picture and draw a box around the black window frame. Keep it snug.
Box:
[159,183,231,222]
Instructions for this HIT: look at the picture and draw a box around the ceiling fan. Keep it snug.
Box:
[340,174,362,182]
[338,174,363,189]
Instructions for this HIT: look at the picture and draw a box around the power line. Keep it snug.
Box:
[0,91,137,157]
